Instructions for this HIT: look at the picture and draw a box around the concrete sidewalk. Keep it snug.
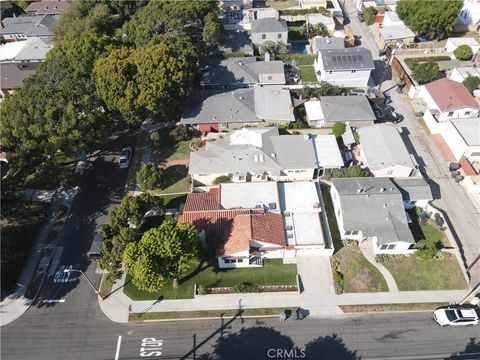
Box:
[99,273,468,323]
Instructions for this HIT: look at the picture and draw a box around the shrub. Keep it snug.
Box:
[415,238,442,260]
[324,165,369,180]
[169,124,199,142]
[412,61,439,84]
[303,82,346,98]
[364,6,377,25]
[258,41,290,58]
[353,131,360,145]
[289,119,309,129]
[453,45,473,60]
[212,175,231,185]
[223,51,250,58]
[331,259,344,294]
[375,254,393,263]
[332,122,346,137]
[281,6,329,16]
[463,76,480,95]
[231,282,261,293]
[136,162,163,190]
[415,206,425,217]
[149,130,162,148]
[197,285,207,295]
[303,23,328,39]
[288,26,306,41]
[405,56,451,71]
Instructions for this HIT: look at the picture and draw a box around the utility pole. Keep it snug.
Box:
[459,282,480,306]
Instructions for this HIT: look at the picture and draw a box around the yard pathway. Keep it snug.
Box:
[359,240,399,292]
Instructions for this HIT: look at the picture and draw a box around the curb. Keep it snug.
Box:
[128,314,281,323]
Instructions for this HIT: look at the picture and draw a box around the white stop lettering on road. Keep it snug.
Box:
[140,337,163,357]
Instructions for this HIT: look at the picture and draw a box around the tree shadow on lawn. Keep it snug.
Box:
[178,260,212,285]
[161,165,188,189]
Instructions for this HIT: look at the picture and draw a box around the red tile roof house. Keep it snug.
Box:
[418,78,480,134]
[179,182,333,268]
[179,189,287,268]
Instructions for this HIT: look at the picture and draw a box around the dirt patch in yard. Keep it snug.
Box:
[349,268,375,293]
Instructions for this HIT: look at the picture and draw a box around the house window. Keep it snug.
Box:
[277,33,282,39]
[238,175,245,181]
[237,258,243,263]
[198,174,208,177]
[351,70,356,73]
[328,71,333,74]
[345,230,352,235]
[224,258,231,263]
[465,111,471,116]
[380,244,389,250]
[387,170,394,176]
[387,244,396,250]
[262,34,266,40]
[447,111,454,117]
[352,231,359,235]
[268,75,272,80]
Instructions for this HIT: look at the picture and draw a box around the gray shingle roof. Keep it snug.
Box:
[201,57,285,86]
[319,95,376,122]
[218,30,254,56]
[357,125,415,171]
[181,85,293,125]
[320,47,374,71]
[391,178,433,202]
[189,128,316,175]
[0,62,39,90]
[313,37,345,52]
[332,177,414,245]
[1,15,56,37]
[251,18,288,33]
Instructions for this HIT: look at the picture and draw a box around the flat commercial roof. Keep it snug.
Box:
[312,135,344,169]
[220,182,279,210]
[451,118,480,146]
[278,182,321,213]
[304,99,324,121]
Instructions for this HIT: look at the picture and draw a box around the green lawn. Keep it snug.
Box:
[408,209,448,247]
[332,243,388,293]
[300,65,317,83]
[157,194,187,210]
[321,187,342,251]
[382,254,467,291]
[166,140,192,161]
[150,129,194,163]
[1,196,48,293]
[266,0,298,10]
[130,307,295,321]
[124,259,297,300]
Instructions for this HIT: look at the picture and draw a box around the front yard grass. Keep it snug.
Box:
[300,65,317,83]
[130,307,295,321]
[124,259,297,300]
[1,195,48,293]
[332,243,388,293]
[340,302,449,313]
[382,254,467,291]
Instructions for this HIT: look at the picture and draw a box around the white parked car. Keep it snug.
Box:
[434,307,479,326]
[118,147,132,169]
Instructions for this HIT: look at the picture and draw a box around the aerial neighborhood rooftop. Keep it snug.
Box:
[1,0,480,352]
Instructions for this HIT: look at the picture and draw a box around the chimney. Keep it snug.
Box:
[265,52,271,62]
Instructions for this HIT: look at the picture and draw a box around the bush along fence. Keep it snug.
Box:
[195,283,298,296]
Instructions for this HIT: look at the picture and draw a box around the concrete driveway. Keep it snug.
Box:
[296,256,335,295]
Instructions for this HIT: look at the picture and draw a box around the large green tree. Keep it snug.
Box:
[124,220,198,292]
[203,12,225,47]
[412,61,439,84]
[122,1,217,48]
[94,39,197,123]
[397,0,462,37]
[99,193,165,280]
[463,76,480,95]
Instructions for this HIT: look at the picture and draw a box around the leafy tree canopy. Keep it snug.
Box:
[303,82,346,98]
[122,1,217,48]
[303,23,328,38]
[94,38,197,123]
[463,76,480,95]
[453,45,473,60]
[397,0,462,37]
[123,220,198,292]
[203,12,225,47]
[259,41,290,58]
[332,122,346,137]
[412,61,439,84]
[363,7,377,26]
[137,163,164,190]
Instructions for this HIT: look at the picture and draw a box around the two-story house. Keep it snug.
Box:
[250,17,288,46]
[313,47,375,87]
[0,15,57,41]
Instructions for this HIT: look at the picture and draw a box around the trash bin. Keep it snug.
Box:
[449,162,461,171]
[279,312,287,321]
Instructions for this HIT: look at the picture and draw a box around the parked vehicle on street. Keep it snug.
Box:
[434,306,479,326]
[118,147,132,169]
[87,226,107,260]
[357,11,364,22]
[373,104,403,123]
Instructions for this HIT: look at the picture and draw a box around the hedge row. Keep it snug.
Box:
[276,53,317,66]
[280,6,330,16]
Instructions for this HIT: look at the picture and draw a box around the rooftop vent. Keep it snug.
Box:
[255,203,263,209]
[357,189,363,193]
[271,153,276,157]
[380,188,386,192]
[383,203,387,208]
[284,212,291,217]
[268,202,277,210]
[285,225,293,231]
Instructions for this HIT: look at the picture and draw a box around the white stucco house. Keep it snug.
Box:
[440,118,480,163]
[457,0,480,30]
[189,128,318,186]
[250,17,288,45]
[331,177,432,255]
[314,47,375,87]
[180,181,334,268]
[418,78,480,134]
[449,67,480,84]
[357,124,417,178]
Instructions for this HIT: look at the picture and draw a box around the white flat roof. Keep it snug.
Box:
[451,118,480,146]
[220,182,279,210]
[447,37,480,47]
[312,135,344,169]
[342,122,355,145]
[0,41,27,61]
[278,182,321,213]
[304,100,324,121]
[289,213,325,245]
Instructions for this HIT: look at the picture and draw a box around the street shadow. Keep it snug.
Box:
[199,326,295,360]
[446,338,480,360]
[304,333,361,359]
